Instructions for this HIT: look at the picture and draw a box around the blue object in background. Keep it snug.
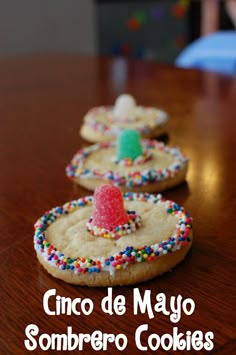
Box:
[136,47,145,59]
[111,41,121,56]
[176,31,236,75]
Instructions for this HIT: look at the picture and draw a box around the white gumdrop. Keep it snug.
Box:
[113,94,136,119]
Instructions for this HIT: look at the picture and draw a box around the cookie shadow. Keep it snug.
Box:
[154,132,169,144]
[163,181,191,205]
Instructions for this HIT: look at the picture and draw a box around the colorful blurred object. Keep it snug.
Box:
[172,4,187,19]
[134,10,147,24]
[176,31,236,75]
[127,17,141,31]
[179,0,190,8]
[120,43,130,56]
[98,1,191,64]
[127,10,146,32]
[136,47,145,59]
[111,41,121,56]
[151,6,165,21]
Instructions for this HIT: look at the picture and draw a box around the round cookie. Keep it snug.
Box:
[34,185,193,287]
[66,129,189,193]
[80,94,169,143]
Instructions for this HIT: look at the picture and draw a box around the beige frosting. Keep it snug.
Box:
[46,200,177,260]
[113,94,137,119]
[84,107,167,130]
[76,146,175,175]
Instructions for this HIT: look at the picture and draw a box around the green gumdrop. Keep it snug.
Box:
[117,129,143,161]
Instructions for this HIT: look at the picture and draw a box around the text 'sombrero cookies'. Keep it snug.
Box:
[66,129,189,193]
[34,185,193,286]
[80,94,168,143]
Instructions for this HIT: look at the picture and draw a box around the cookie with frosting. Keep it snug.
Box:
[80,94,168,143]
[34,185,193,286]
[67,129,189,193]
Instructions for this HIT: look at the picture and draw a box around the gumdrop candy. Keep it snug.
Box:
[117,129,143,161]
[92,184,129,229]
[113,94,136,119]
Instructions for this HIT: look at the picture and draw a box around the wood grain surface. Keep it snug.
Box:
[0,54,235,354]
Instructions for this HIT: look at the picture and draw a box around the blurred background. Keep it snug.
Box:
[0,0,235,65]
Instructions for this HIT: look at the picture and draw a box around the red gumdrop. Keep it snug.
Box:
[92,184,129,229]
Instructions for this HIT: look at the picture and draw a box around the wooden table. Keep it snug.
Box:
[0,54,235,354]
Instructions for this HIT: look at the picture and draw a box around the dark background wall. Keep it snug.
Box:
[0,0,97,55]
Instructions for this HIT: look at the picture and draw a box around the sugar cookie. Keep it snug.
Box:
[80,94,168,143]
[67,130,188,193]
[34,185,193,286]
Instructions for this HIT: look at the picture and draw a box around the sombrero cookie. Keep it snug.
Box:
[66,129,189,193]
[80,94,168,143]
[34,184,193,286]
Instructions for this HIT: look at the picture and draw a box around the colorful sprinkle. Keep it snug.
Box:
[114,149,153,166]
[66,140,188,188]
[86,210,141,240]
[84,105,168,136]
[34,193,192,275]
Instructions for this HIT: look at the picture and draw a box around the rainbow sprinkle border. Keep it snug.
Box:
[113,150,153,166]
[34,193,192,275]
[86,210,142,240]
[84,106,168,136]
[66,140,188,188]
